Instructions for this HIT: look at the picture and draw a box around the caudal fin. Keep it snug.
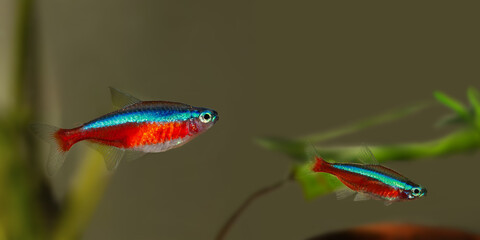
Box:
[312,156,328,172]
[30,123,67,176]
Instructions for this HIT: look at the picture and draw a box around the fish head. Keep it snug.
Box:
[190,107,219,132]
[404,183,427,200]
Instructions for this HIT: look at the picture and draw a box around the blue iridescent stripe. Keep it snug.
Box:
[82,110,199,130]
[333,165,414,190]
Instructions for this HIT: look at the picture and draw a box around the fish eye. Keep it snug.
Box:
[200,111,212,123]
[412,187,421,196]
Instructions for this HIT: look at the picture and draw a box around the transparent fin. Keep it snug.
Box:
[109,87,142,110]
[29,123,66,176]
[46,147,67,176]
[335,188,356,200]
[384,201,393,206]
[29,123,60,144]
[357,145,379,165]
[354,192,372,201]
[306,142,319,160]
[123,150,147,162]
[86,142,125,171]
[103,147,124,170]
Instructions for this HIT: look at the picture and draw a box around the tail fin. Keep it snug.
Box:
[30,123,67,176]
[308,143,329,173]
[312,156,327,172]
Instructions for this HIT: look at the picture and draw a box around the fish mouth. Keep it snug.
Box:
[213,111,219,123]
[422,188,427,196]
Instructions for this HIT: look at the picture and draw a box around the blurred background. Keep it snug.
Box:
[1,0,479,239]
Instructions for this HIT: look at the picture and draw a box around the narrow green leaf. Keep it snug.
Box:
[256,103,431,162]
[254,137,308,160]
[256,102,430,158]
[467,87,480,129]
[434,91,470,122]
[300,102,430,143]
[435,108,474,127]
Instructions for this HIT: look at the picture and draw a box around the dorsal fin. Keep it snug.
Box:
[357,145,379,165]
[306,142,324,162]
[109,87,142,110]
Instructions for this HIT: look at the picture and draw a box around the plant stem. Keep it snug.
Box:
[315,129,480,163]
[215,173,293,240]
[0,0,57,239]
[52,150,110,240]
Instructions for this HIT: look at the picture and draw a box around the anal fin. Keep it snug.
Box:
[86,142,125,171]
[123,150,147,162]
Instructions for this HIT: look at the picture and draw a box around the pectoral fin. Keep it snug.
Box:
[354,192,372,201]
[335,188,356,200]
[384,201,393,206]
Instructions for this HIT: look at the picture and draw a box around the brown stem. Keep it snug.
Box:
[215,173,293,240]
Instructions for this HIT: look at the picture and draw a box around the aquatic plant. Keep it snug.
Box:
[0,1,107,239]
[215,87,480,240]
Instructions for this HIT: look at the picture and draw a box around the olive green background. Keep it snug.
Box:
[1,0,480,239]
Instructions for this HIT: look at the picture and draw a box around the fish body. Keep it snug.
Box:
[31,88,219,175]
[58,101,215,152]
[313,156,426,203]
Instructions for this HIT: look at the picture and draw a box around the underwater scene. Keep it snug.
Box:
[1,1,479,239]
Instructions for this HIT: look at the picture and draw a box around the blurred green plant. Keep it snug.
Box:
[52,151,109,240]
[0,1,111,239]
[216,87,480,240]
[0,0,54,239]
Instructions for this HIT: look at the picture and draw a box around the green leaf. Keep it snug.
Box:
[467,87,480,129]
[434,91,471,123]
[255,102,431,160]
[254,137,308,161]
[293,164,343,200]
[300,102,431,143]
[435,108,474,127]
